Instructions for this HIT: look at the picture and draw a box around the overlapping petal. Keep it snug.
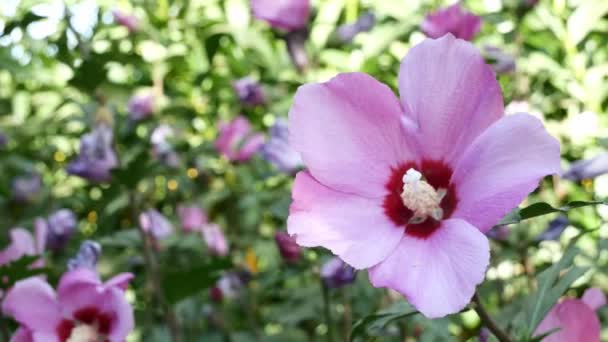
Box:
[288,171,403,269]
[2,278,62,333]
[289,72,416,198]
[398,34,503,167]
[368,219,489,318]
[451,114,561,232]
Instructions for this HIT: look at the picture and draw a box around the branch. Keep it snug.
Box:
[472,292,512,342]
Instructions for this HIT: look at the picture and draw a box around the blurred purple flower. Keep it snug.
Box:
[250,0,310,31]
[39,209,78,251]
[210,272,246,302]
[486,225,510,241]
[484,45,516,74]
[0,131,7,148]
[139,209,173,240]
[215,116,265,162]
[286,29,309,72]
[151,125,180,168]
[68,240,102,271]
[479,328,490,342]
[113,10,139,33]
[562,153,608,181]
[67,124,119,183]
[11,173,42,203]
[202,224,229,257]
[261,119,302,173]
[127,93,154,121]
[321,257,357,288]
[233,77,266,106]
[0,227,46,268]
[421,3,482,41]
[177,205,208,232]
[536,216,569,241]
[336,11,376,43]
[275,231,301,263]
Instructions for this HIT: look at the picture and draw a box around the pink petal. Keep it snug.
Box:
[10,327,34,342]
[105,273,134,292]
[289,72,416,197]
[0,228,36,265]
[534,299,600,342]
[369,219,490,318]
[451,114,561,232]
[34,219,47,254]
[582,287,606,311]
[104,287,135,341]
[251,0,311,31]
[398,34,503,167]
[2,278,62,333]
[236,133,265,161]
[288,171,403,269]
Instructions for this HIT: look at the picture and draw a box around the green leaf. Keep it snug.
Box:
[162,258,232,304]
[519,245,588,340]
[567,0,608,45]
[497,200,607,226]
[350,301,418,341]
[0,255,49,290]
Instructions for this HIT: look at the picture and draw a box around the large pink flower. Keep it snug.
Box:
[287,35,560,318]
[2,268,134,342]
[534,288,606,342]
[421,3,482,41]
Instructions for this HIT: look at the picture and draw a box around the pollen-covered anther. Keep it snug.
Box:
[67,324,102,342]
[400,168,446,224]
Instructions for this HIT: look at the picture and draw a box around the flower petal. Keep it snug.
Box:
[451,114,561,232]
[0,228,36,265]
[534,299,600,342]
[289,72,415,197]
[368,219,489,318]
[104,287,135,341]
[288,171,404,269]
[2,278,62,333]
[582,287,606,311]
[104,273,134,292]
[398,34,503,166]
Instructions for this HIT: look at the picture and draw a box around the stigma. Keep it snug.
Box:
[67,324,102,342]
[401,168,446,224]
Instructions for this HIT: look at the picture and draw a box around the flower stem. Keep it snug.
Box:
[472,292,512,342]
[321,282,334,342]
[130,192,181,342]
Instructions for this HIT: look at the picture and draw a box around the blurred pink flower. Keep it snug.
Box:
[421,3,482,41]
[177,205,208,232]
[287,35,560,318]
[112,10,139,33]
[202,224,229,257]
[150,124,180,168]
[127,93,154,121]
[250,0,310,31]
[233,77,266,106]
[2,268,134,342]
[139,209,173,240]
[275,231,301,263]
[67,124,119,183]
[215,116,264,162]
[0,226,46,268]
[534,288,606,342]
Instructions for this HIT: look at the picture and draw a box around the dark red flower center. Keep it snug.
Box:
[56,306,113,342]
[382,160,458,239]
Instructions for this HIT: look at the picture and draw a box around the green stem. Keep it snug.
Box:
[472,292,512,342]
[321,282,334,342]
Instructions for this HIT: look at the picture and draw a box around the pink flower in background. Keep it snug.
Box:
[250,0,310,31]
[2,268,134,342]
[127,93,154,121]
[233,77,266,106]
[421,3,482,41]
[215,116,265,162]
[534,288,606,342]
[112,10,139,33]
[287,35,560,317]
[177,205,208,232]
[151,125,181,168]
[202,224,229,257]
[139,209,173,240]
[275,231,301,263]
[0,227,46,268]
[67,124,119,183]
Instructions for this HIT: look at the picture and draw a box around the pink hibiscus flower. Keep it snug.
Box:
[287,35,560,318]
[421,3,482,41]
[534,287,606,342]
[215,116,265,162]
[2,268,134,341]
